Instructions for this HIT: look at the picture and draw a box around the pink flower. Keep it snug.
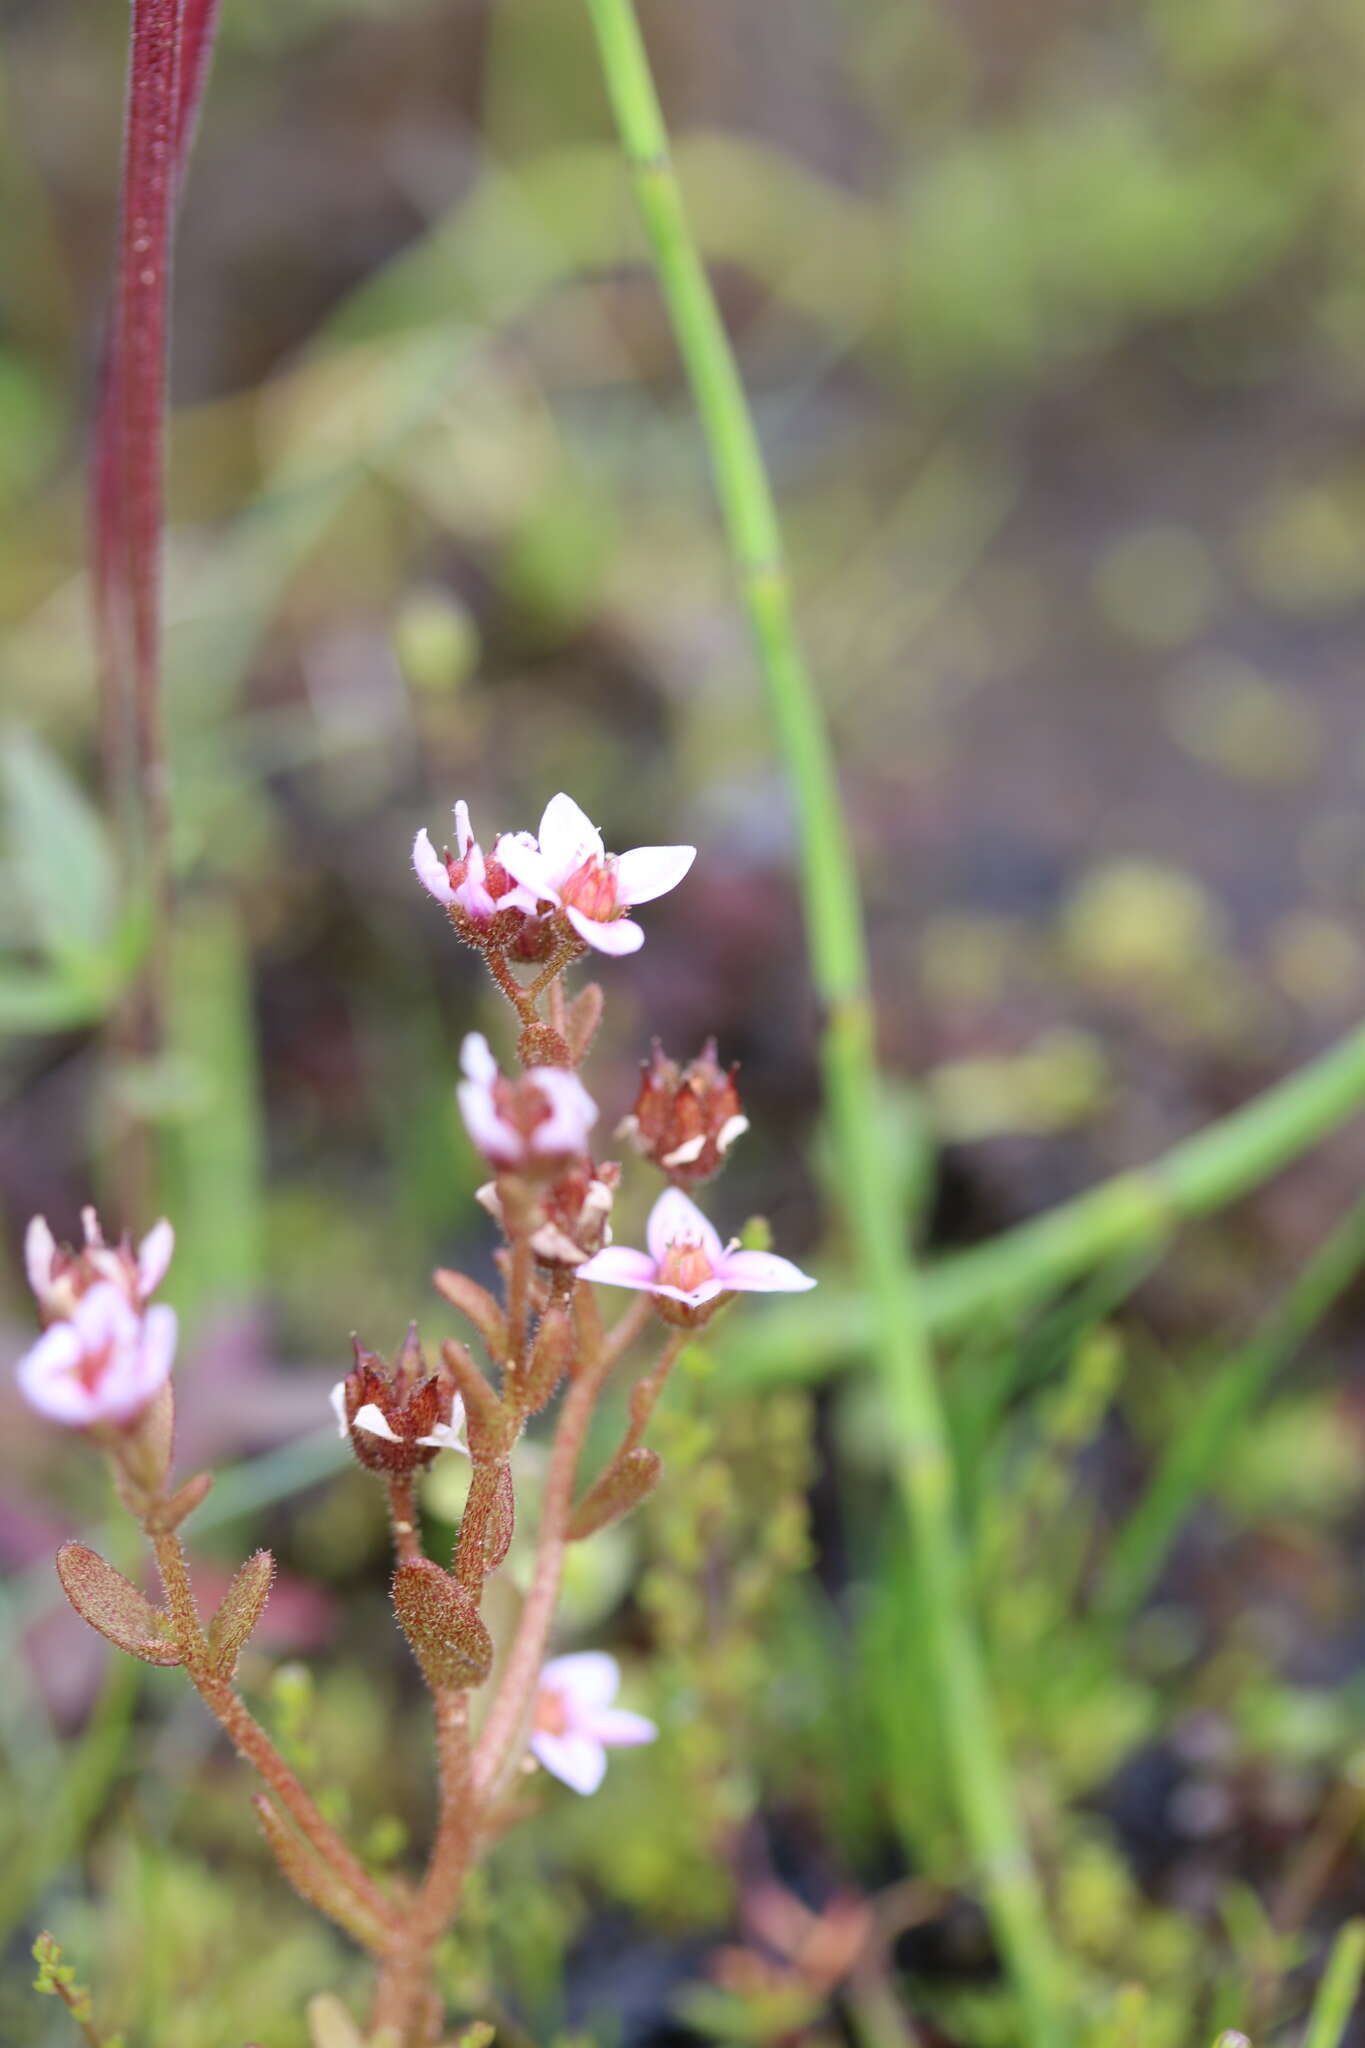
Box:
[412,800,538,929]
[496,793,695,956]
[16,1283,177,1429]
[577,1187,816,1312]
[458,1032,598,1167]
[530,1652,657,1795]
[25,1208,174,1323]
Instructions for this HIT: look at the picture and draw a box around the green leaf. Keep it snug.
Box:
[0,728,117,956]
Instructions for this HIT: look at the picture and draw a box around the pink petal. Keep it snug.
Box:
[614,844,696,907]
[136,1218,174,1298]
[589,1708,658,1749]
[537,793,603,882]
[541,1651,621,1712]
[413,828,455,905]
[575,1245,660,1292]
[716,1249,818,1294]
[99,1302,177,1420]
[453,799,475,856]
[566,907,644,955]
[529,1730,607,1795]
[16,1323,92,1426]
[24,1216,56,1301]
[69,1283,140,1355]
[457,1079,519,1164]
[528,1067,598,1155]
[646,1187,723,1269]
[495,833,558,904]
[652,1277,726,1309]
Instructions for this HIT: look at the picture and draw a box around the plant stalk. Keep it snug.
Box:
[577,2,1062,2037]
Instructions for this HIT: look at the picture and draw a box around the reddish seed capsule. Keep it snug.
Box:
[329,1326,466,1476]
[619,1040,748,1186]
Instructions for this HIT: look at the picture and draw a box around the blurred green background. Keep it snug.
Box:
[7,0,1365,2042]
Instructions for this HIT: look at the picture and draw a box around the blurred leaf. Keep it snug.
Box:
[0,727,116,956]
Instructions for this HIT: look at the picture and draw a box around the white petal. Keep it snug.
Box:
[24,1216,56,1300]
[614,844,696,907]
[453,799,475,856]
[574,1245,659,1291]
[460,1033,498,1086]
[529,1730,607,1795]
[537,793,603,881]
[329,1381,350,1438]
[528,1067,598,1155]
[413,828,455,905]
[495,834,558,903]
[69,1282,140,1354]
[541,1651,621,1711]
[653,1277,725,1308]
[646,1187,723,1268]
[590,1708,658,1749]
[717,1115,749,1154]
[416,1419,470,1455]
[716,1249,818,1294]
[661,1134,707,1168]
[81,1206,106,1247]
[565,907,644,955]
[352,1402,402,1443]
[136,1219,175,1298]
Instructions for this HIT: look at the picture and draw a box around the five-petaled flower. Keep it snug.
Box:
[496,793,695,957]
[413,800,538,942]
[530,1651,657,1795]
[26,1208,173,1324]
[577,1187,815,1326]
[458,1032,598,1169]
[17,1281,177,1429]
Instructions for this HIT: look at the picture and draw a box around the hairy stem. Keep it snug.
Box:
[149,1527,393,1934]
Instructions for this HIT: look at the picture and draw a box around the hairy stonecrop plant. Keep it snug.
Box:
[16,790,816,2047]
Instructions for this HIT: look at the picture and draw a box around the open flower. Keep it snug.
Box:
[413,800,538,939]
[577,1187,815,1325]
[25,1208,173,1323]
[530,1652,656,1795]
[330,1330,467,1476]
[496,793,695,957]
[16,1282,177,1429]
[458,1032,598,1169]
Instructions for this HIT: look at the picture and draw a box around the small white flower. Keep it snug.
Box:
[577,1187,816,1309]
[457,1032,598,1168]
[496,793,694,957]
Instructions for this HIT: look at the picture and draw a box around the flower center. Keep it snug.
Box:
[74,1338,115,1394]
[534,1686,570,1736]
[559,855,620,923]
[658,1237,716,1295]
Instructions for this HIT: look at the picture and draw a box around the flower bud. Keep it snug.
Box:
[619,1040,748,1186]
[330,1325,466,1476]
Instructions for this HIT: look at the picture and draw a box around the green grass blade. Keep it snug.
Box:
[577,1,1062,2036]
[1304,1920,1365,2048]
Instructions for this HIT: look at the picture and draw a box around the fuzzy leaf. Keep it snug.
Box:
[440,1340,513,1458]
[393,1558,493,1690]
[55,1542,182,1665]
[517,1304,573,1416]
[568,1448,663,1541]
[147,1469,214,1532]
[565,981,604,1062]
[207,1548,275,1675]
[256,1803,389,1956]
[484,1462,515,1571]
[433,1268,507,1358]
